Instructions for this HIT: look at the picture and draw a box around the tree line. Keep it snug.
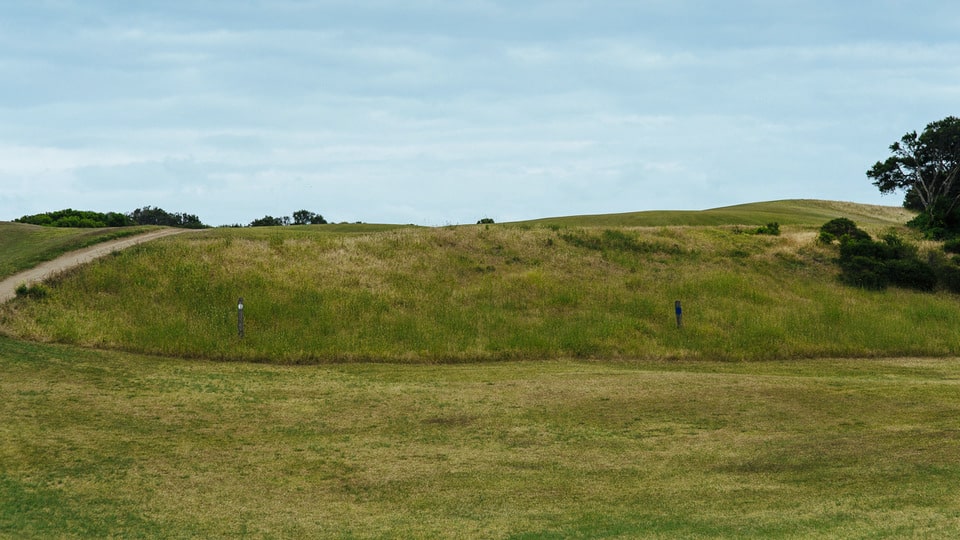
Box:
[15,207,205,229]
[14,208,331,229]
[248,210,328,227]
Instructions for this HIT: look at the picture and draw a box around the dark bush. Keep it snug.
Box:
[819,218,870,244]
[835,229,936,291]
[886,259,937,291]
[15,283,48,299]
[755,222,780,235]
[839,237,890,261]
[944,239,960,254]
[880,233,920,260]
[936,262,960,293]
[906,198,960,239]
[839,255,888,289]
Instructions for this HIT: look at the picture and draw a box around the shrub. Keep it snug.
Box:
[820,217,858,236]
[936,261,960,293]
[839,255,888,289]
[15,283,49,299]
[835,229,936,291]
[879,233,919,260]
[819,218,870,244]
[755,222,780,235]
[906,198,960,239]
[943,238,960,254]
[886,259,937,291]
[839,237,889,261]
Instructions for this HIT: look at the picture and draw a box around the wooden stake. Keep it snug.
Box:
[238,297,245,338]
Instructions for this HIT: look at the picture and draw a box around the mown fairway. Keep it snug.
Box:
[1,336,958,538]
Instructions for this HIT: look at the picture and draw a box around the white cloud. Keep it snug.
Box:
[3,0,955,225]
[0,145,145,175]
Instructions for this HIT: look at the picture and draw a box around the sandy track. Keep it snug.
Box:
[0,228,188,303]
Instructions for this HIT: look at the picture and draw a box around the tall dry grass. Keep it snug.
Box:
[2,222,959,362]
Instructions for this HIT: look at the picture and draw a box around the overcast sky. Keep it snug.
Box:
[2,1,958,226]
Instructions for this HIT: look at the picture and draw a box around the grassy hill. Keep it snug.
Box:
[3,199,957,363]
[0,222,156,279]
[3,200,960,538]
[518,199,916,228]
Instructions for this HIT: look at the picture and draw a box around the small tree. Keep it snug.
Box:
[292,210,328,225]
[867,116,960,236]
[817,217,870,244]
[128,206,205,228]
[249,215,285,227]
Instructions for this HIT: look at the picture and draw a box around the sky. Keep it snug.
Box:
[1,1,959,226]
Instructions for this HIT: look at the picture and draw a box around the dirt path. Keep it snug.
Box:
[0,228,189,303]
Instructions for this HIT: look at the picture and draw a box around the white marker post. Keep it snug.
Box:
[238,297,245,338]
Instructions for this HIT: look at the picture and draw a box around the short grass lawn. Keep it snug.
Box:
[2,336,959,538]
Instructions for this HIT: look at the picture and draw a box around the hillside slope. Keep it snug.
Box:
[2,200,957,362]
[519,199,915,228]
[0,222,157,279]
[0,228,188,303]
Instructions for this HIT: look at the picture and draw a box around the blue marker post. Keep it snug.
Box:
[675,300,683,328]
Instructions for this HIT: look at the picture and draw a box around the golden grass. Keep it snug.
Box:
[4,201,958,537]
[517,199,915,229]
[5,216,960,363]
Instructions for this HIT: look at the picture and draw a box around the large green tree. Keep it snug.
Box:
[867,116,960,234]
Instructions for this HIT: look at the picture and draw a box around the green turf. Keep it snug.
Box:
[2,200,958,538]
[1,336,958,538]
[516,199,914,228]
[3,200,952,363]
[0,222,156,279]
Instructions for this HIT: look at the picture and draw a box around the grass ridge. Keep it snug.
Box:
[2,200,953,363]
